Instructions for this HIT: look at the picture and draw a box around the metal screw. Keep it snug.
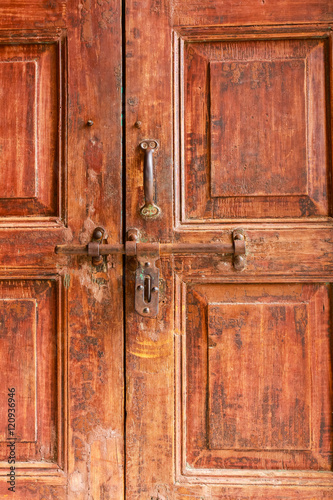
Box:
[149,141,156,148]
[135,121,142,129]
[151,287,158,293]
[141,142,148,149]
[143,307,150,314]
[87,120,94,126]
[145,262,151,267]
[137,285,144,291]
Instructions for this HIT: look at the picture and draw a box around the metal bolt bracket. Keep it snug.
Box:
[56,226,246,315]
[87,226,107,266]
[134,242,160,318]
[232,229,246,271]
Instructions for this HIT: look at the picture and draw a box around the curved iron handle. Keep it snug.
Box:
[140,140,160,217]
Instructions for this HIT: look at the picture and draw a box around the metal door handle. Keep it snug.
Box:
[56,228,246,317]
[139,140,160,217]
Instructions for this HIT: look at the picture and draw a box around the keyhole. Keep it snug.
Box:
[144,275,151,303]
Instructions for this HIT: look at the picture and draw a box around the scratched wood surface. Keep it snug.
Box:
[0,0,123,498]
[1,0,333,498]
[125,0,333,498]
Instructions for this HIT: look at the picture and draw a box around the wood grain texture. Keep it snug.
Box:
[180,36,329,220]
[0,40,65,218]
[0,0,124,497]
[65,0,124,497]
[126,0,333,498]
[173,0,333,26]
[0,299,37,443]
[0,481,66,499]
[210,59,307,197]
[0,1,66,29]
[0,62,37,198]
[182,283,332,471]
[0,280,60,466]
[208,302,311,452]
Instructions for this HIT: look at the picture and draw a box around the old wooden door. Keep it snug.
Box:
[2,0,333,498]
[125,0,333,498]
[0,0,124,498]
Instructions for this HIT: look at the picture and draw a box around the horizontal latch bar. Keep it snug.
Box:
[55,228,246,318]
[55,244,124,255]
[55,241,243,256]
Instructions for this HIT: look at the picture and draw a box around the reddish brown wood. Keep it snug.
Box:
[2,0,333,498]
[185,283,332,470]
[0,40,65,217]
[0,0,123,498]
[125,0,333,498]
[183,36,329,220]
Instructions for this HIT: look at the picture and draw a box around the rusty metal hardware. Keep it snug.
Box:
[233,228,246,271]
[139,140,160,217]
[88,226,107,266]
[127,229,160,318]
[55,228,246,317]
[135,243,160,318]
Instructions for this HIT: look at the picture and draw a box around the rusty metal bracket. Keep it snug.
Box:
[87,226,107,266]
[56,226,247,317]
[134,242,160,318]
[126,229,160,318]
[233,228,246,271]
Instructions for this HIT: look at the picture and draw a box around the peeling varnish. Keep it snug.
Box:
[59,262,110,303]
[70,427,122,499]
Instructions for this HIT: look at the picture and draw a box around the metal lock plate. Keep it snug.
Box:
[134,242,160,318]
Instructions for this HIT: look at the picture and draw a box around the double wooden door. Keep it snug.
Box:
[0,0,332,498]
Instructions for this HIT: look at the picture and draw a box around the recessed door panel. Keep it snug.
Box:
[177,36,329,221]
[0,40,66,219]
[0,280,62,466]
[182,283,332,474]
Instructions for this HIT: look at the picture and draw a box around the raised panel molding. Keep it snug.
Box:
[173,27,332,225]
[208,302,311,452]
[0,62,37,199]
[0,279,65,474]
[210,59,307,198]
[0,31,66,223]
[175,277,333,487]
[0,299,37,443]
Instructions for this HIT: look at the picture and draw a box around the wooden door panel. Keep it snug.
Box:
[126,0,333,498]
[0,1,66,29]
[0,279,63,468]
[177,32,330,221]
[172,0,332,26]
[182,283,332,474]
[0,0,124,498]
[0,36,66,219]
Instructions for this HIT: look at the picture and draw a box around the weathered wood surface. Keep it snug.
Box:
[1,0,333,498]
[0,0,124,498]
[125,0,333,498]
